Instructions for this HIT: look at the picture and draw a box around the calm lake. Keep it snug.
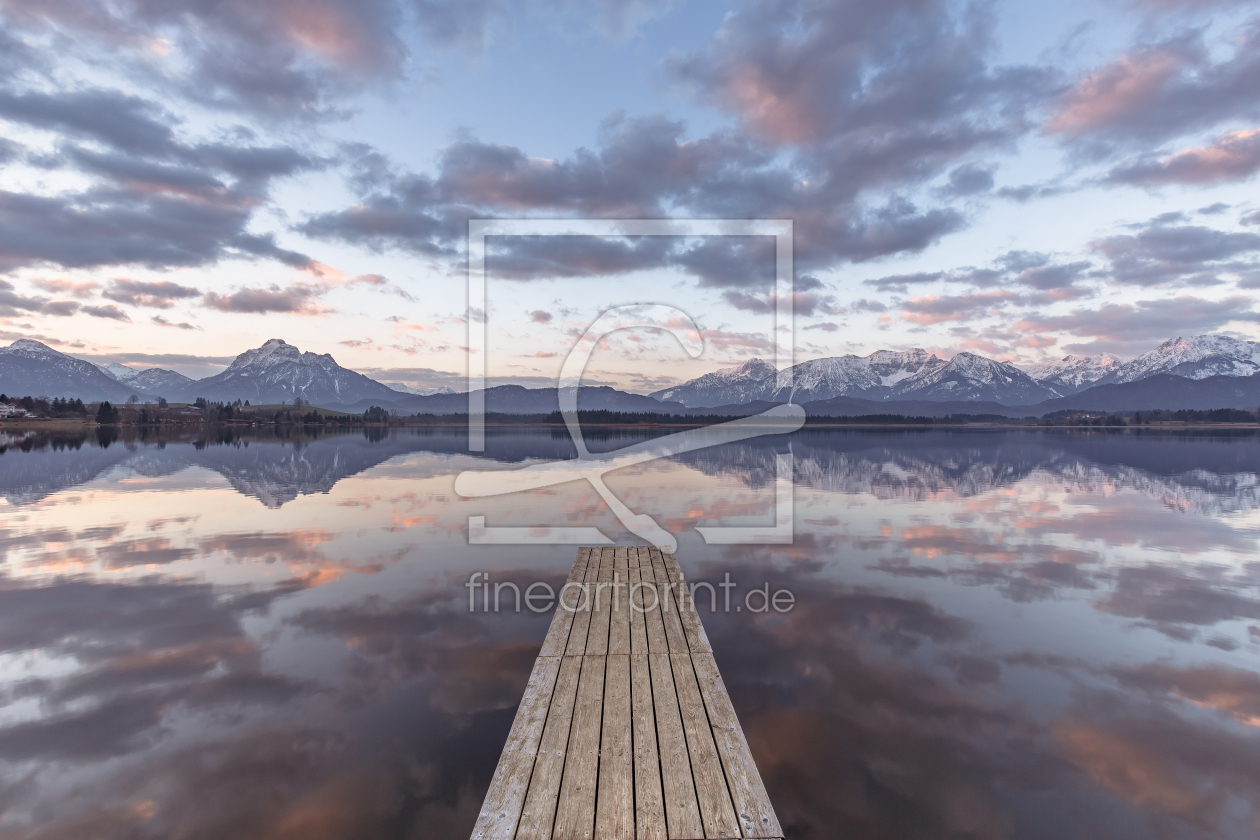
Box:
[1,426,1258,839]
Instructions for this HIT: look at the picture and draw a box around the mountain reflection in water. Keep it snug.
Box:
[0,428,1257,839]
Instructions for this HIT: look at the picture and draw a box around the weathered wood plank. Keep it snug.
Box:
[638,555,670,655]
[649,549,689,655]
[471,654,563,840]
[540,548,593,657]
[474,547,782,840]
[628,557,649,656]
[691,652,783,839]
[648,653,704,840]
[584,548,615,657]
[659,551,713,654]
[564,548,603,656]
[553,654,607,840]
[516,655,583,840]
[595,654,633,840]
[670,653,741,839]
[630,653,667,840]
[608,555,631,657]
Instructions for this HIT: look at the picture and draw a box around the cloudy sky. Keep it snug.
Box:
[1,0,1260,391]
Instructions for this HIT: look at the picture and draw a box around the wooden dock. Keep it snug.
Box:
[472,547,782,840]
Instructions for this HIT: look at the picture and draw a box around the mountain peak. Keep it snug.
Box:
[5,339,60,355]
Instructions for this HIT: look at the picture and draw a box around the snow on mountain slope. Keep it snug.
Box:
[98,362,140,381]
[891,352,1059,404]
[652,351,947,406]
[382,383,457,396]
[0,340,144,401]
[1105,335,1260,383]
[1023,354,1121,395]
[127,368,193,395]
[650,358,777,407]
[170,339,408,405]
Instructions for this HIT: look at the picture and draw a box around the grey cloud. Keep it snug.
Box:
[202,284,329,315]
[1091,221,1260,286]
[41,300,81,317]
[862,271,945,293]
[1016,295,1260,342]
[82,303,131,321]
[485,235,673,281]
[152,315,199,330]
[1045,28,1260,150]
[0,89,177,156]
[103,279,201,309]
[302,111,970,280]
[1198,202,1230,215]
[1242,210,1260,226]
[997,250,1050,271]
[1014,260,1092,291]
[947,164,995,195]
[722,289,841,317]
[1105,129,1260,186]
[529,309,552,323]
[0,279,82,318]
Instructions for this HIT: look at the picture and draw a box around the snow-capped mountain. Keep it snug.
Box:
[1023,354,1121,395]
[97,362,193,395]
[1103,335,1260,384]
[651,351,946,407]
[381,383,457,396]
[169,339,409,405]
[890,352,1059,404]
[97,362,139,381]
[771,349,946,402]
[651,358,778,407]
[0,340,144,402]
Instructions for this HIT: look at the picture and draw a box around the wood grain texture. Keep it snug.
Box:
[471,655,563,840]
[691,652,783,839]
[552,654,607,840]
[670,654,740,839]
[628,557,649,656]
[473,548,782,840]
[584,549,615,657]
[648,653,703,840]
[564,548,602,656]
[649,549,689,655]
[595,654,633,840]
[638,555,670,655]
[541,548,592,657]
[630,653,667,840]
[516,655,583,840]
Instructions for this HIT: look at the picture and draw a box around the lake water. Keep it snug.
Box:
[1,426,1258,839]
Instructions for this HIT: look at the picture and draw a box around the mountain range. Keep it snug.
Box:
[3,333,1260,415]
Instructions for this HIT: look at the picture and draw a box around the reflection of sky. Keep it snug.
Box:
[0,429,1258,839]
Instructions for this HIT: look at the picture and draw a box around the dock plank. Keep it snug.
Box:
[474,548,781,840]
[648,653,704,839]
[541,548,593,657]
[691,652,783,839]
[516,656,583,840]
[659,552,713,654]
[584,549,615,656]
[564,549,603,656]
[553,654,607,840]
[472,654,563,840]
[629,653,666,840]
[669,654,740,839]
[648,549,689,655]
[595,654,633,840]
[628,551,649,656]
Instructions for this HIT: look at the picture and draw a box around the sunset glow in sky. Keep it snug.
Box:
[2,0,1260,391]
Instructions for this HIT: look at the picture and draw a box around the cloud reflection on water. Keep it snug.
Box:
[0,429,1257,838]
